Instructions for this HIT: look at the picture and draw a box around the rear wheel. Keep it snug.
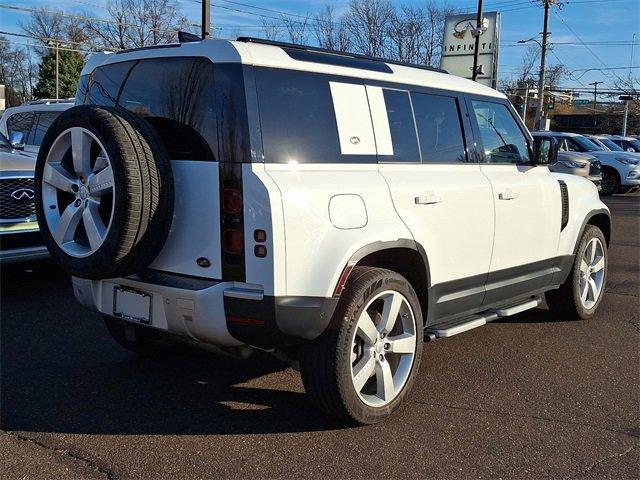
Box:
[546,225,607,320]
[600,167,620,196]
[299,267,423,424]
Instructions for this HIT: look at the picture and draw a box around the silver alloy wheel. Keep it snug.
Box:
[579,237,606,309]
[41,127,115,258]
[350,290,417,407]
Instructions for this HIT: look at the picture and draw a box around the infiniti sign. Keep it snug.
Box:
[9,187,35,202]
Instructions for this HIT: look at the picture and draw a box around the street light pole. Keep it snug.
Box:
[55,41,59,99]
[471,0,484,82]
[535,0,551,130]
[619,95,633,136]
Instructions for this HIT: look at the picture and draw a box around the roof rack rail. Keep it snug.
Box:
[236,37,448,75]
[25,98,75,105]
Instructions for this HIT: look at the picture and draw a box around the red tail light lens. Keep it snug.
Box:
[222,188,243,214]
[223,229,244,254]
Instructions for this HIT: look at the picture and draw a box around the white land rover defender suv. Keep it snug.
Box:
[33,38,611,424]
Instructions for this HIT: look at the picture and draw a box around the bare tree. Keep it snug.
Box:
[313,5,351,52]
[283,14,310,45]
[260,18,283,42]
[83,0,188,50]
[343,0,395,57]
[0,37,34,104]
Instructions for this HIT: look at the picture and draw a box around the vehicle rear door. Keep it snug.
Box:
[467,97,562,306]
[375,86,495,323]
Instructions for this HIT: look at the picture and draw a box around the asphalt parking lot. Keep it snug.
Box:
[1,195,638,479]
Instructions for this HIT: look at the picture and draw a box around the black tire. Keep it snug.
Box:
[546,225,608,320]
[600,167,620,196]
[34,105,174,279]
[299,267,424,424]
[103,316,175,357]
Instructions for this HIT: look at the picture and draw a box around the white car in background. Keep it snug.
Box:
[532,131,640,195]
[607,135,640,153]
[0,99,74,156]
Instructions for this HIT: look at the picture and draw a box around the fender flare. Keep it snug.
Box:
[573,208,611,255]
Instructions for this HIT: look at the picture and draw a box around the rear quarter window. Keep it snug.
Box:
[254,68,375,164]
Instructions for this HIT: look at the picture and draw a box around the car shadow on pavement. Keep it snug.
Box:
[1,263,347,436]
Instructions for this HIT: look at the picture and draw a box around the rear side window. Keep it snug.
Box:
[380,89,420,163]
[254,68,374,164]
[30,112,60,146]
[119,57,217,161]
[412,93,467,163]
[6,112,34,143]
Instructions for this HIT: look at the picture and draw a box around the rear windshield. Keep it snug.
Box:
[85,58,216,160]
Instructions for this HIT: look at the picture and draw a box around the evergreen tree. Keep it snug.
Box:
[33,49,84,99]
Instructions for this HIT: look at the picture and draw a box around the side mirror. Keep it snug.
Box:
[8,131,25,150]
[627,147,635,153]
[532,136,558,165]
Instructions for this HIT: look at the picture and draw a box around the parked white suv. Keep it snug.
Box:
[532,131,640,195]
[33,38,611,424]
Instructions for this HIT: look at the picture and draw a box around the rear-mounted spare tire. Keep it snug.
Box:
[34,105,174,279]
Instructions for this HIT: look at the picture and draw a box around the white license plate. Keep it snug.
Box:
[113,286,152,324]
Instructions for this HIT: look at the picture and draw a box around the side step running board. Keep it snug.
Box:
[425,297,541,340]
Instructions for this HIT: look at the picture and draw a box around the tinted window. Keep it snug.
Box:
[412,92,466,163]
[86,61,136,107]
[471,100,530,164]
[75,74,90,105]
[119,57,217,160]
[6,112,34,143]
[381,89,420,163]
[30,112,60,146]
[256,68,342,163]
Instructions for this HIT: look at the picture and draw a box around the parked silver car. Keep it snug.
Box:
[0,131,48,263]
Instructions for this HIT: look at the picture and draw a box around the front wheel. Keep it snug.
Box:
[600,168,620,196]
[546,225,608,320]
[299,267,423,424]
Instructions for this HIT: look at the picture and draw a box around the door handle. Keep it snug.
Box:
[415,192,442,205]
[498,189,519,201]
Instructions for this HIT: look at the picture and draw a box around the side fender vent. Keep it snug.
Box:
[558,180,569,231]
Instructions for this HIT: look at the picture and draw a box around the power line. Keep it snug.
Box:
[0,3,194,36]
[0,29,116,51]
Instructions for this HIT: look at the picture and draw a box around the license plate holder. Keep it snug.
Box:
[113,286,152,324]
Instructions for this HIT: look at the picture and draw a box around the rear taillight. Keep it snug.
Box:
[223,229,244,255]
[222,188,243,214]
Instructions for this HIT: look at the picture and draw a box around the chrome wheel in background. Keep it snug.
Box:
[579,237,606,310]
[350,290,417,407]
[41,127,115,258]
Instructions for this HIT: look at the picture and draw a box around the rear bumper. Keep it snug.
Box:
[72,272,338,349]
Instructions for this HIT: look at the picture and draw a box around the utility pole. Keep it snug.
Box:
[588,80,603,128]
[471,0,484,82]
[202,0,211,39]
[47,40,62,99]
[535,0,552,130]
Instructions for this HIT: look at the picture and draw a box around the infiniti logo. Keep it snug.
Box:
[9,187,35,201]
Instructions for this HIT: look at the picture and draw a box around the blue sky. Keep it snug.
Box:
[1,0,638,94]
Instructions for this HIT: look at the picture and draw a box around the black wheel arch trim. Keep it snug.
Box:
[575,208,611,253]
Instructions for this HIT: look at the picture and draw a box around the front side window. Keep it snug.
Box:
[6,112,34,143]
[599,138,623,151]
[380,89,420,163]
[412,92,467,163]
[471,100,530,164]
